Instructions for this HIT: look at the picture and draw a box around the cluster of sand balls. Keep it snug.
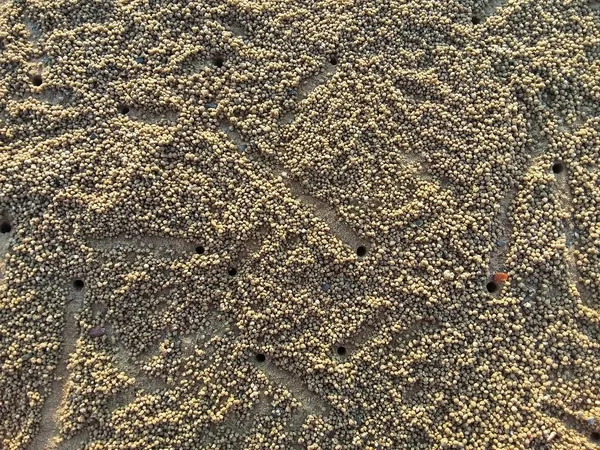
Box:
[1,0,600,448]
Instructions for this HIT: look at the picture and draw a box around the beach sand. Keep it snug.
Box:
[1,0,600,448]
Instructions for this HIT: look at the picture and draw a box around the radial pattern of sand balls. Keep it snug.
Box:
[1,0,600,449]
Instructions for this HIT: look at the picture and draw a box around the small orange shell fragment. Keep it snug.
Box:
[493,272,509,283]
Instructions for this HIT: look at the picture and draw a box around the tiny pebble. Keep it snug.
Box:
[88,327,106,338]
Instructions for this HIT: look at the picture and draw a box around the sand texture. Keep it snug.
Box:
[1,0,600,449]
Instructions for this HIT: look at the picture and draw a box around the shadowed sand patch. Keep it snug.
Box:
[28,289,84,450]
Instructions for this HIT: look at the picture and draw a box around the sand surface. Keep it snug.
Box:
[1,0,600,449]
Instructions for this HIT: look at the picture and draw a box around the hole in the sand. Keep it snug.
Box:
[337,346,347,356]
[356,246,367,257]
[212,55,225,68]
[228,267,237,277]
[195,245,205,255]
[31,74,43,86]
[552,162,565,174]
[255,353,266,363]
[0,222,12,233]
[486,281,498,293]
[330,55,339,65]
[118,105,130,115]
[472,16,481,25]
[591,431,600,442]
[73,279,85,290]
